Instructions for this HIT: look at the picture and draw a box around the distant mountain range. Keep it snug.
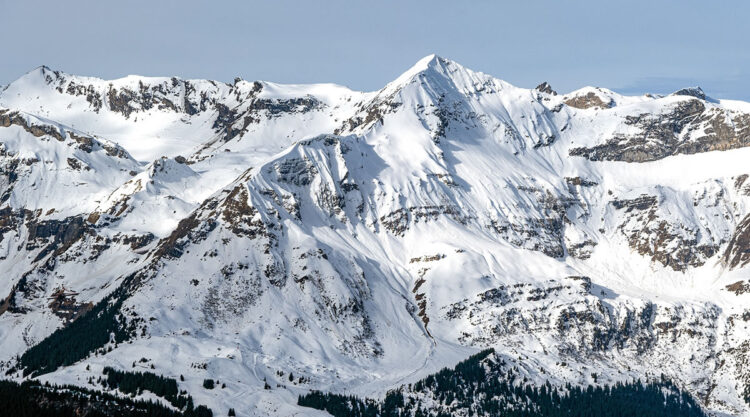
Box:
[2,55,750,416]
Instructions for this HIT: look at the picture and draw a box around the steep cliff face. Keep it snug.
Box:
[3,56,750,416]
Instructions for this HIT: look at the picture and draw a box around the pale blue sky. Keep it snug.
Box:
[2,0,748,100]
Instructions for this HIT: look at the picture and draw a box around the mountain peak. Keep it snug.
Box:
[16,65,64,85]
[411,53,442,70]
[379,54,495,99]
[386,54,448,88]
[671,86,707,100]
[535,82,557,95]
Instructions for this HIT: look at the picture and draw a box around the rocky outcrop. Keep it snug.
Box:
[0,109,65,141]
[444,277,719,361]
[47,287,93,323]
[535,82,557,96]
[380,205,471,236]
[487,186,579,258]
[611,195,720,271]
[0,109,130,159]
[25,215,91,262]
[213,89,323,143]
[489,217,565,258]
[570,99,750,162]
[106,82,181,118]
[564,91,613,109]
[722,214,750,270]
[672,87,707,100]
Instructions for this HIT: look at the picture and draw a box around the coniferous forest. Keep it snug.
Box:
[298,349,707,417]
[13,282,139,377]
[0,379,184,417]
[102,366,209,414]
[0,373,214,417]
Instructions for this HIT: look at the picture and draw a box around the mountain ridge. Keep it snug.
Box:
[2,56,750,416]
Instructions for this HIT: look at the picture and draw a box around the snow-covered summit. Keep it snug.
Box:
[2,57,750,416]
[378,54,515,100]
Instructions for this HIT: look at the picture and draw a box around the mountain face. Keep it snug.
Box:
[2,55,750,415]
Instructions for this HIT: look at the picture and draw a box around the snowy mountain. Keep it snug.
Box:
[3,55,750,416]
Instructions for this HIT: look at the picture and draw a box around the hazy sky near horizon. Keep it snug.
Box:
[2,1,749,100]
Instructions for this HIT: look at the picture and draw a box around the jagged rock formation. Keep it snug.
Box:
[569,98,750,162]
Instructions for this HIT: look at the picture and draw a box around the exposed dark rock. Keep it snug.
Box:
[722,214,750,270]
[0,109,65,141]
[0,277,24,316]
[272,157,318,186]
[213,93,322,143]
[735,174,749,191]
[211,102,242,141]
[106,82,180,119]
[564,91,613,109]
[68,131,94,152]
[66,157,88,171]
[152,211,211,260]
[380,208,409,236]
[565,275,592,292]
[570,99,750,162]
[0,207,25,243]
[565,176,598,187]
[535,82,557,95]
[487,188,574,258]
[0,109,129,159]
[250,96,322,119]
[612,195,719,271]
[220,185,266,239]
[25,215,91,263]
[380,205,472,237]
[490,218,565,258]
[65,81,103,112]
[120,233,155,250]
[445,279,719,358]
[567,239,597,259]
[726,280,750,295]
[611,195,658,212]
[47,287,93,323]
[672,87,706,100]
[335,92,402,135]
[0,157,19,202]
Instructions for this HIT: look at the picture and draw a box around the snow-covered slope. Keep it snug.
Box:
[3,55,750,416]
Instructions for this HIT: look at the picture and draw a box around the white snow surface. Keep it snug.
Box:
[2,56,750,416]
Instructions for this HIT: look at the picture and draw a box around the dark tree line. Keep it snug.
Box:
[103,367,180,406]
[0,379,184,417]
[299,349,707,417]
[102,367,212,417]
[13,278,140,377]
